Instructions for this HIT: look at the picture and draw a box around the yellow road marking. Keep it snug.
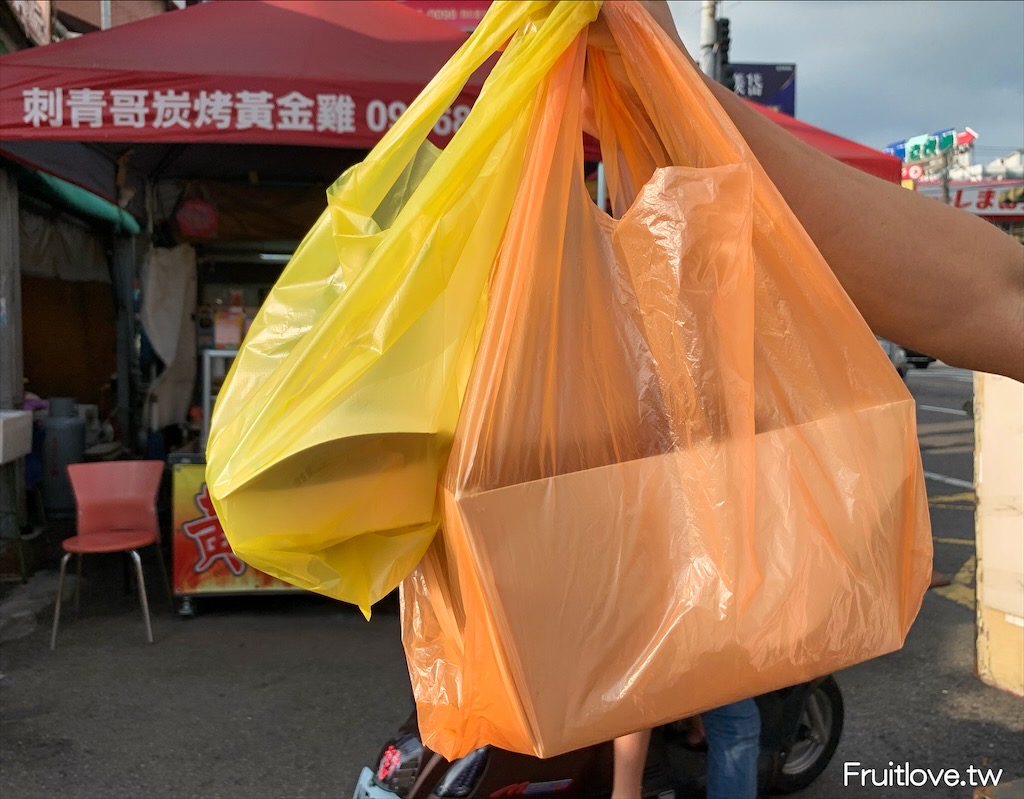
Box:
[923,446,974,456]
[933,555,976,609]
[931,492,976,503]
[918,434,973,449]
[917,420,973,434]
[928,491,976,509]
[933,537,974,546]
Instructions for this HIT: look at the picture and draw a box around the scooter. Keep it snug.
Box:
[353,676,843,799]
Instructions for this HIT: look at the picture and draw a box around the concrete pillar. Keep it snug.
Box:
[974,372,1024,696]
[0,168,22,411]
[111,236,137,451]
[0,168,25,542]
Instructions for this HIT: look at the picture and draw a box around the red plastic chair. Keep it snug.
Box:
[50,460,172,649]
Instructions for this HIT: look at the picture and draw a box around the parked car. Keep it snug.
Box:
[903,349,937,369]
[876,337,909,379]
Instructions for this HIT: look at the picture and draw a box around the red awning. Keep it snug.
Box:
[751,101,901,183]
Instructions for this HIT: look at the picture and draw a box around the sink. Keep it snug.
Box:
[0,410,32,465]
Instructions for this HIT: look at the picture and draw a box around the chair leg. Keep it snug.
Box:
[50,552,72,650]
[153,542,174,610]
[31,486,52,555]
[130,550,153,644]
[15,534,27,584]
[74,554,83,618]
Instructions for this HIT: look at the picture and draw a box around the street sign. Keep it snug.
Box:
[730,63,796,117]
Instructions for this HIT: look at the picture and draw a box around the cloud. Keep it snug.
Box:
[668,0,1024,154]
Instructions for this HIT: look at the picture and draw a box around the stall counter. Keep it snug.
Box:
[169,451,303,615]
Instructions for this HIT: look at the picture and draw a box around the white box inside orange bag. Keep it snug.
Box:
[409,400,931,757]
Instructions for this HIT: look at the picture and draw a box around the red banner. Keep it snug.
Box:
[398,1,492,31]
[0,0,482,149]
[3,79,475,149]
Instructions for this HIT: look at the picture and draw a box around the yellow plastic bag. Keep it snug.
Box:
[400,0,933,759]
[205,1,604,615]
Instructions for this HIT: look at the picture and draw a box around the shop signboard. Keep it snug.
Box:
[730,63,796,117]
[172,461,301,595]
[916,180,1024,218]
[886,128,978,165]
[0,0,485,149]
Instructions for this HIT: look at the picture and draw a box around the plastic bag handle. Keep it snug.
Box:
[585,0,748,213]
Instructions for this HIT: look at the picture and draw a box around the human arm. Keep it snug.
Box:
[627,1,1024,382]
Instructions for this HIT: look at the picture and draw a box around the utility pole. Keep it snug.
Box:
[700,0,719,79]
[941,148,952,205]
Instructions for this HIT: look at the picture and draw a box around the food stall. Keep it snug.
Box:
[0,0,486,602]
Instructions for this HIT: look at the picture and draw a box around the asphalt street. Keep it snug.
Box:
[0,364,1021,799]
[794,364,1021,799]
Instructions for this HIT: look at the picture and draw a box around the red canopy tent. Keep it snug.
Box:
[0,0,899,206]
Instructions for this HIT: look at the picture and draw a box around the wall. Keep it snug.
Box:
[53,0,168,32]
[18,205,115,409]
[21,276,116,407]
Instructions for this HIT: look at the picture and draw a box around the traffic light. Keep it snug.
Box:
[717,17,732,62]
[716,17,736,91]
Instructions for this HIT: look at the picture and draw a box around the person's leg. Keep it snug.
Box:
[612,728,651,799]
[701,698,761,799]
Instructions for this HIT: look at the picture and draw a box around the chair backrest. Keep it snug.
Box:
[67,460,165,538]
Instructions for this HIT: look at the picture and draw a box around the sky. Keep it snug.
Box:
[665,0,1024,159]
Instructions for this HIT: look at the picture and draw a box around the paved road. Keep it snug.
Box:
[794,364,1022,799]
[1,365,1021,799]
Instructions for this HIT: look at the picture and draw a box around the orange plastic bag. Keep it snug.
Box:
[402,0,932,759]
